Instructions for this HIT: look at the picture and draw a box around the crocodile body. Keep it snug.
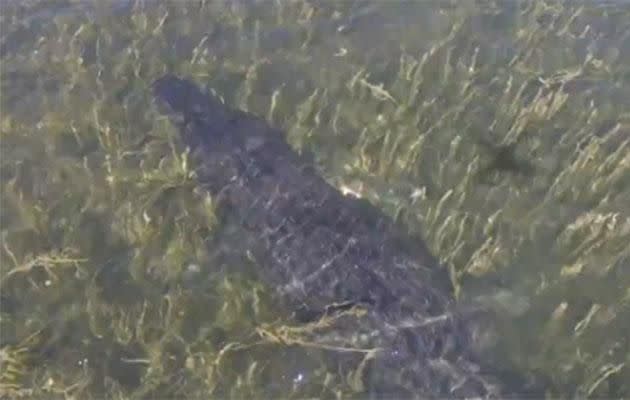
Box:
[152,75,528,398]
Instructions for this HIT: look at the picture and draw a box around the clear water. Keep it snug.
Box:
[1,0,629,398]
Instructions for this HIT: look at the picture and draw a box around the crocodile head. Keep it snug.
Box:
[152,74,289,193]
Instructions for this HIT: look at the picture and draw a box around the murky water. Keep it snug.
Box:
[1,1,629,398]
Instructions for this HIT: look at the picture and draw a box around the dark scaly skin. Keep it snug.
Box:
[152,75,525,398]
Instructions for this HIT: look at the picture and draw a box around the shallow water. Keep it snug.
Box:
[1,1,629,398]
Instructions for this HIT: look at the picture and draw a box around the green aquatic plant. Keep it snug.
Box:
[1,0,629,398]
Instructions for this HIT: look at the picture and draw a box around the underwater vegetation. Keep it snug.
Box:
[1,0,629,398]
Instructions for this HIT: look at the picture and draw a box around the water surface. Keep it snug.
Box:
[1,1,629,398]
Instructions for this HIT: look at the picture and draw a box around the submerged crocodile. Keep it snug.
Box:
[152,75,536,398]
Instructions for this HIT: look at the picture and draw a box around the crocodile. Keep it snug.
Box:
[152,75,536,398]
